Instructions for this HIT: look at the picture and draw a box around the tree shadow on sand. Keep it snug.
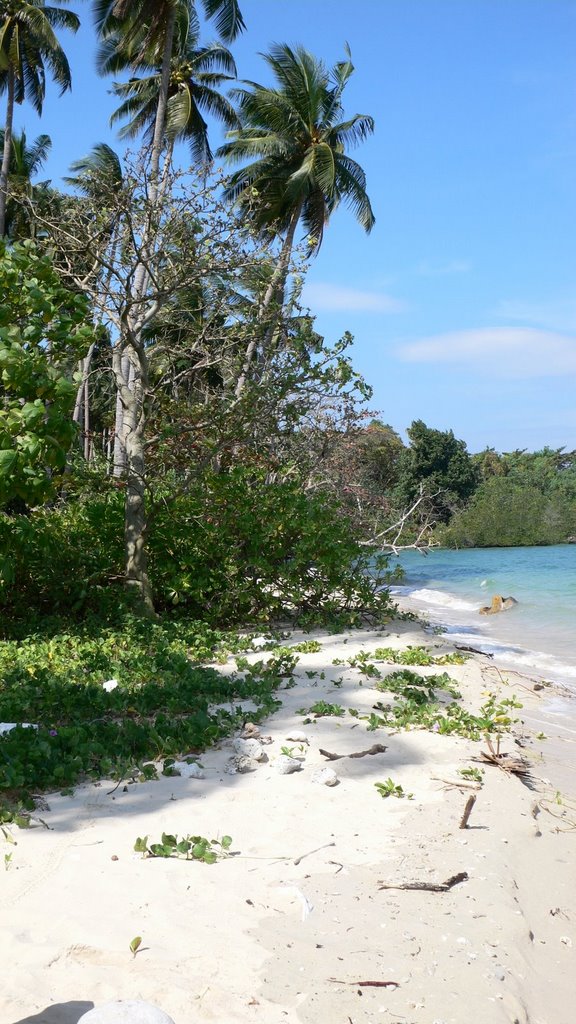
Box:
[11,1001,93,1024]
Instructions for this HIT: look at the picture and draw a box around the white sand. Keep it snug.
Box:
[3,620,576,1024]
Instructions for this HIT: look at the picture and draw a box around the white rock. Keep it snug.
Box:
[78,1001,175,1024]
[284,731,309,744]
[0,722,38,736]
[275,754,302,775]
[102,678,118,693]
[311,767,339,787]
[234,737,265,760]
[174,761,205,779]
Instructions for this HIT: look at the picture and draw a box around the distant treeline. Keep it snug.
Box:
[343,419,576,548]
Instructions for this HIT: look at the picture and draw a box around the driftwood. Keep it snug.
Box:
[476,736,531,779]
[319,743,387,761]
[328,979,399,989]
[455,644,493,658]
[379,871,468,893]
[459,794,477,829]
[293,841,335,866]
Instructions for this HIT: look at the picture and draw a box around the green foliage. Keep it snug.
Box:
[441,473,576,548]
[134,832,233,864]
[371,646,468,666]
[332,646,468,677]
[375,668,462,704]
[0,242,93,507]
[395,419,479,524]
[0,467,393,624]
[372,692,522,740]
[375,778,413,799]
[458,766,484,783]
[0,616,289,809]
[297,701,346,719]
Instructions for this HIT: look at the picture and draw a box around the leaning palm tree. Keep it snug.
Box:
[0,0,80,235]
[0,128,51,237]
[217,44,375,396]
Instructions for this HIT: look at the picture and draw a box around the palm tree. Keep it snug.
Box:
[0,128,51,237]
[217,44,375,395]
[94,0,245,183]
[0,0,80,236]
[106,27,238,165]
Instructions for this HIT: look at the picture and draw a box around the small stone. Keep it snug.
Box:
[275,754,302,775]
[78,1001,175,1024]
[234,737,265,760]
[560,935,572,947]
[311,767,339,787]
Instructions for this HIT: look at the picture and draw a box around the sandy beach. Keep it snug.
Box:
[3,617,575,1024]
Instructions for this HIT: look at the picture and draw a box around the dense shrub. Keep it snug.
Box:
[0,469,392,626]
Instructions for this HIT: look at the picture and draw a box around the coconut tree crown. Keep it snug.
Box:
[217,43,375,252]
[0,0,80,113]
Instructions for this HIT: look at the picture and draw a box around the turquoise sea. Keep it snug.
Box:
[390,545,576,691]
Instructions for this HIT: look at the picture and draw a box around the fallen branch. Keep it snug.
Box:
[328,979,399,989]
[455,644,493,658]
[293,841,336,866]
[319,744,387,761]
[432,775,481,790]
[476,736,531,779]
[459,794,477,829]
[379,871,468,893]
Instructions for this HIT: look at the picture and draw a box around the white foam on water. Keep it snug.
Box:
[392,584,576,693]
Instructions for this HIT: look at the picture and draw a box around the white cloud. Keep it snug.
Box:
[303,282,405,313]
[397,327,576,377]
[493,297,576,333]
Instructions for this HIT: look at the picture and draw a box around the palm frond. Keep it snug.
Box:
[201,0,245,42]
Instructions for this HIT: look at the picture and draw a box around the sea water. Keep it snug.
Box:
[390,545,576,691]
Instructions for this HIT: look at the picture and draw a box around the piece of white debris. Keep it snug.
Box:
[284,731,309,744]
[173,761,205,780]
[311,767,339,787]
[275,754,302,775]
[78,1001,175,1024]
[102,678,119,693]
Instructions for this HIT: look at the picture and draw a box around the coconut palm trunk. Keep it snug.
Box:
[234,199,303,398]
[0,67,15,237]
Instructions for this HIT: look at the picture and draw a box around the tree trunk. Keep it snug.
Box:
[234,201,303,398]
[112,341,155,615]
[124,421,155,616]
[0,67,15,238]
[113,10,176,613]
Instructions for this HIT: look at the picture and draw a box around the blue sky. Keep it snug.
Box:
[12,0,576,453]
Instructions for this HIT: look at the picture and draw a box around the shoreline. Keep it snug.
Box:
[3,617,576,1024]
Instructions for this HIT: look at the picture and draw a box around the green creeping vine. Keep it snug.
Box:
[134,833,233,864]
[0,618,296,817]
